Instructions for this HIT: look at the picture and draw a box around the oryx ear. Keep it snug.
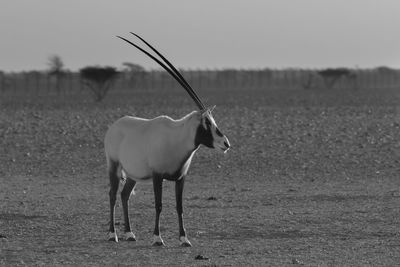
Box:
[201,115,207,128]
[209,105,216,113]
[202,105,216,116]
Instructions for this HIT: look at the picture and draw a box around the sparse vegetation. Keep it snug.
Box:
[121,62,146,89]
[317,67,352,89]
[1,67,400,102]
[79,66,119,102]
[47,55,65,93]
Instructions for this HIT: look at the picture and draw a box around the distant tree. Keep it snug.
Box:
[122,62,145,72]
[376,66,396,73]
[79,66,119,101]
[375,66,399,78]
[317,68,351,89]
[47,55,65,93]
[122,62,146,88]
[375,66,399,89]
[48,55,64,72]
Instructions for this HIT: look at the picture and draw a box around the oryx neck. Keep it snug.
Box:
[181,111,201,151]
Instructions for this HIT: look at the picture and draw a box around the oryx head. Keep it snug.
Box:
[194,106,230,153]
[117,32,230,153]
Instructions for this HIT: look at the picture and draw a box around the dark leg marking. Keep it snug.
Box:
[175,176,186,237]
[152,175,165,246]
[121,178,136,241]
[176,176,192,247]
[108,160,120,242]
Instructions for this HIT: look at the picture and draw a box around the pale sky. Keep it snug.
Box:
[1,0,399,72]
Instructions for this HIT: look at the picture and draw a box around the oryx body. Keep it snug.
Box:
[105,112,200,184]
[106,33,230,247]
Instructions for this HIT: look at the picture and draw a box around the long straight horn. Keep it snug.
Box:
[117,35,206,110]
[130,32,205,110]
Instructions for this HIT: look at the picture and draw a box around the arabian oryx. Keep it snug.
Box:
[104,33,230,247]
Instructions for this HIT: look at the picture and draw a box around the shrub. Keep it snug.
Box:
[79,66,119,101]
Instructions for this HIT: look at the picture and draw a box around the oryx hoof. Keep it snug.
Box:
[180,242,192,247]
[124,232,136,241]
[179,236,192,247]
[108,232,118,242]
[152,241,165,247]
[152,235,165,247]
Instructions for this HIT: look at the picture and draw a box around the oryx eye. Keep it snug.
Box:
[205,118,211,127]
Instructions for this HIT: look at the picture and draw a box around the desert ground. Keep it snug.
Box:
[1,86,400,266]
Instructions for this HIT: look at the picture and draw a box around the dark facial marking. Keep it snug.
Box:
[194,118,214,148]
[205,117,211,127]
[224,140,230,148]
[215,127,223,137]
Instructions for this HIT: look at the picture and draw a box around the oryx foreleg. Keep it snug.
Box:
[152,176,165,246]
[176,176,192,247]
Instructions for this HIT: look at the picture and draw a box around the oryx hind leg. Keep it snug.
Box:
[121,178,136,241]
[108,159,120,242]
